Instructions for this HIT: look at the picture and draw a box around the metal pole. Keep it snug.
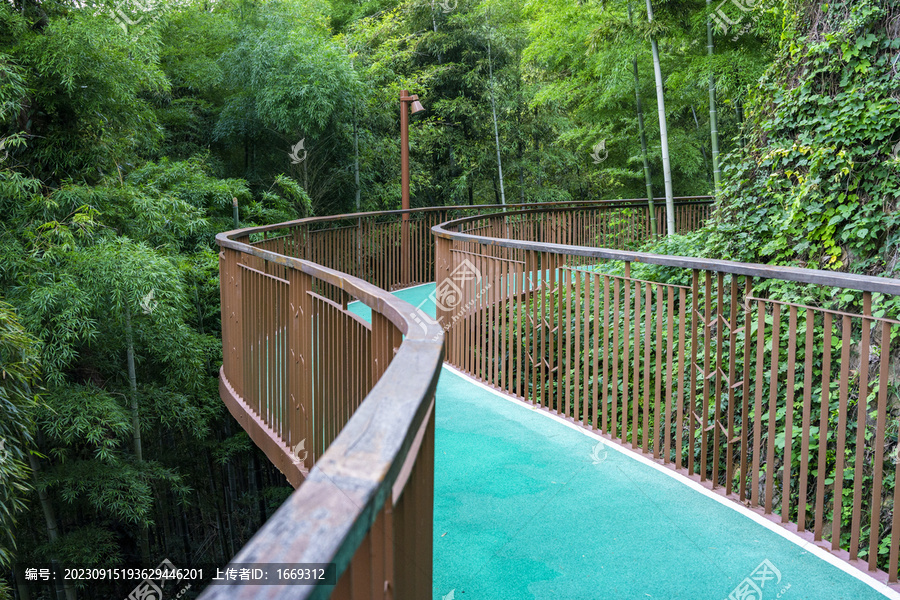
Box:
[400,90,411,286]
[233,197,239,229]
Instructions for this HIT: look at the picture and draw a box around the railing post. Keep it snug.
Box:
[220,247,243,398]
[401,212,410,287]
[435,236,452,357]
[392,400,435,600]
[357,217,363,281]
[287,268,312,470]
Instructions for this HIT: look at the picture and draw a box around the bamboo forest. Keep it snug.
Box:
[2,0,900,599]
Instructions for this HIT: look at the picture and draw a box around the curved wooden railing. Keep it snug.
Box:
[244,197,712,291]
[211,228,444,600]
[205,198,711,599]
[433,208,900,585]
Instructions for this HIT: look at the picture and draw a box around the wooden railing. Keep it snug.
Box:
[205,198,711,598]
[209,230,443,600]
[433,208,900,585]
[244,197,712,291]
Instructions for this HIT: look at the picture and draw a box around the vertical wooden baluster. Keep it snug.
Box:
[689,270,700,475]
[623,272,632,444]
[724,277,739,494]
[751,300,766,508]
[870,321,891,572]
[676,288,687,470]
[555,256,564,414]
[611,277,621,440]
[781,306,797,523]
[765,303,781,514]
[583,272,592,428]
[565,267,573,418]
[664,286,675,464]
[641,282,652,452]
[653,284,664,458]
[700,272,712,481]
[798,309,815,532]
[850,294,871,560]
[712,273,725,488]
[831,314,852,549]
[592,273,601,430]
[739,278,753,502]
[814,312,833,541]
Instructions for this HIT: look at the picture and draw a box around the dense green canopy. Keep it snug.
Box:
[2,0,899,597]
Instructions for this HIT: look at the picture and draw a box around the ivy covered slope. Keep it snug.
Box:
[708,0,900,277]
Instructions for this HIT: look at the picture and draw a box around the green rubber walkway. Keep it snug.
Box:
[352,283,899,600]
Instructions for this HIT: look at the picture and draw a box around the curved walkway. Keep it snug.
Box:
[352,284,899,600]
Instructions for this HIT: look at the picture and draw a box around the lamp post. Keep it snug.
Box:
[400,90,425,286]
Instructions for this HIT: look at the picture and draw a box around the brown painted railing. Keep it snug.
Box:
[433,209,900,585]
[205,198,710,599]
[245,197,712,291]
[209,229,443,599]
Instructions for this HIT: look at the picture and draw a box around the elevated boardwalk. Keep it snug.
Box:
[206,199,900,599]
[354,284,898,600]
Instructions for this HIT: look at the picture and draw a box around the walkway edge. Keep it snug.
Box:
[440,363,900,600]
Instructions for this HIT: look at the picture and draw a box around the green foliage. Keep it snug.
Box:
[496,265,898,570]
[0,40,292,576]
[707,0,900,277]
[16,6,168,181]
[0,299,41,570]
[3,0,899,589]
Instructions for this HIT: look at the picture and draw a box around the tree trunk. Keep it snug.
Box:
[646,0,675,235]
[124,306,151,562]
[353,117,361,212]
[14,564,32,600]
[125,308,141,462]
[429,0,442,63]
[707,0,722,193]
[691,105,711,183]
[203,452,229,561]
[226,461,239,548]
[629,4,657,236]
[29,454,76,600]
[487,35,506,208]
[518,139,525,204]
[243,134,248,177]
[251,453,266,528]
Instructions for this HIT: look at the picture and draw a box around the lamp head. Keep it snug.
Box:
[411,99,425,115]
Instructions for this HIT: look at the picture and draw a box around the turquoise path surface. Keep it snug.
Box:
[350,284,895,600]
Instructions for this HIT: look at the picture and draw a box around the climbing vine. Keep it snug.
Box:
[707,0,900,278]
